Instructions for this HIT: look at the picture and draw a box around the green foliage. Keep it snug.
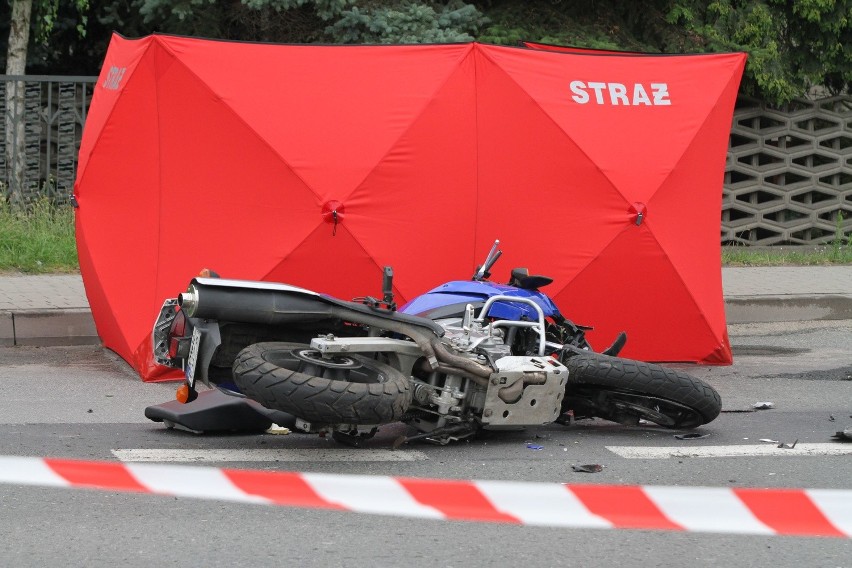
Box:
[241,0,354,20]
[831,210,850,262]
[5,0,852,104]
[476,0,852,105]
[0,197,78,274]
[0,0,91,73]
[133,0,486,44]
[476,1,657,51]
[722,245,852,266]
[662,0,852,104]
[328,1,487,44]
[33,0,90,42]
[136,0,229,37]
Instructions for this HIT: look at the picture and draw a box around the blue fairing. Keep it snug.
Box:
[399,280,562,321]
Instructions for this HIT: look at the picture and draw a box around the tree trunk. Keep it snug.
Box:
[4,0,33,211]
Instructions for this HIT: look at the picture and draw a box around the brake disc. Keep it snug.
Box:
[291,348,363,369]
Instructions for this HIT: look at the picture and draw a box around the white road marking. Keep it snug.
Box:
[606,443,852,459]
[112,448,429,463]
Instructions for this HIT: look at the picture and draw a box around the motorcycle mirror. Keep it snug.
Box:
[474,239,501,281]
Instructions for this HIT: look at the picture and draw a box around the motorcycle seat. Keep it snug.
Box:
[508,268,553,290]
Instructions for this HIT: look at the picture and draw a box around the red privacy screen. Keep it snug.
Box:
[74,34,745,380]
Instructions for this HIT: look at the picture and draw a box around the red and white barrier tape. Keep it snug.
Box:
[1,455,849,538]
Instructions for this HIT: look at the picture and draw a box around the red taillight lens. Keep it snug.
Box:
[170,308,187,338]
[167,309,188,359]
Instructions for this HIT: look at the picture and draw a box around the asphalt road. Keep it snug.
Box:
[0,320,850,567]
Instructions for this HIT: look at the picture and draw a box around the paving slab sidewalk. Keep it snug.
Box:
[0,267,850,347]
[722,266,852,324]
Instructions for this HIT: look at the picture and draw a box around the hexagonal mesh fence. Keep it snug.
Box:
[725,95,852,245]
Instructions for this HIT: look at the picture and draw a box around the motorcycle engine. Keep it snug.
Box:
[409,314,567,441]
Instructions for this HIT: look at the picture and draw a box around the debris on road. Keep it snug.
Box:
[572,464,603,473]
[526,444,544,450]
[832,428,852,442]
[674,433,709,440]
[265,424,291,435]
[753,402,775,410]
[777,439,798,449]
[759,438,780,444]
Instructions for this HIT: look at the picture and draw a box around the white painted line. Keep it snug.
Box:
[607,443,852,459]
[112,448,429,463]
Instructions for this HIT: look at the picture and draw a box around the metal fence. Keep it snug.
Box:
[2,75,850,245]
[1,75,97,206]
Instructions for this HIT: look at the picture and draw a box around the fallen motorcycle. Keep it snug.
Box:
[149,241,721,444]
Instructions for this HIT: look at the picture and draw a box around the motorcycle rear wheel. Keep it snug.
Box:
[232,342,412,425]
[562,351,721,428]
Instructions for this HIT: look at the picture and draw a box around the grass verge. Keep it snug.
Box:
[723,212,851,266]
[0,199,79,274]
[722,245,852,266]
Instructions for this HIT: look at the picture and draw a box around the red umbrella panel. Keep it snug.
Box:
[75,35,744,381]
[76,35,479,380]
[474,44,745,363]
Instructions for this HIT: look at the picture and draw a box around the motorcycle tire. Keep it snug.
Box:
[562,351,721,428]
[232,342,412,425]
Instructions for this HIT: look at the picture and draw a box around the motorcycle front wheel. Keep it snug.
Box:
[562,351,721,428]
[232,342,412,425]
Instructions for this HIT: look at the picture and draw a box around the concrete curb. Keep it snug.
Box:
[724,295,852,324]
[0,309,99,347]
[2,296,851,347]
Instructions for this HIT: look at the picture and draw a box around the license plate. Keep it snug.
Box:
[185,327,202,387]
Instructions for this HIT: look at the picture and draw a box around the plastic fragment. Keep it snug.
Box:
[759,438,780,444]
[526,444,544,450]
[753,402,775,410]
[674,433,709,440]
[265,424,291,435]
[777,439,798,449]
[572,464,603,473]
